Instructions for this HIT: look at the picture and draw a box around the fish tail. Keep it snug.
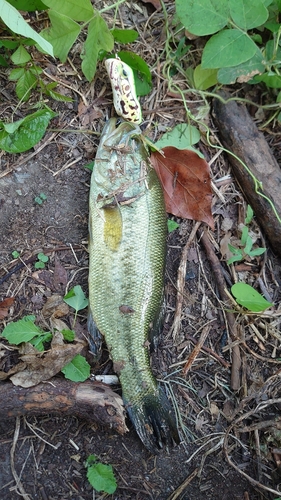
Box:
[125,387,180,453]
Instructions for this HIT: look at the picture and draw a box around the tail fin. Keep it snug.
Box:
[125,387,180,453]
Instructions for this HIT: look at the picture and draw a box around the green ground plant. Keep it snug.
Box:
[227,205,266,265]
[85,455,117,494]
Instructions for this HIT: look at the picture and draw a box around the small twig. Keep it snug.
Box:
[10,418,31,500]
[171,221,201,340]
[167,468,199,500]
[199,228,241,391]
[182,325,211,375]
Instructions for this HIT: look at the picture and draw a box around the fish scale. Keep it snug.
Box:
[88,118,179,452]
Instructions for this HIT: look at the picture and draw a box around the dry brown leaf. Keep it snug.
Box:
[10,331,85,388]
[140,0,161,9]
[151,147,214,229]
[42,294,69,318]
[0,297,15,320]
[53,257,68,292]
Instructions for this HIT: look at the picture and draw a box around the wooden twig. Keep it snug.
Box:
[182,325,211,375]
[171,221,201,340]
[198,228,241,390]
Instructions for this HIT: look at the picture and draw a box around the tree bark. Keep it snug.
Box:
[212,90,281,258]
[0,379,128,435]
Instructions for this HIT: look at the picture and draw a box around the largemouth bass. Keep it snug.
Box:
[88,118,179,452]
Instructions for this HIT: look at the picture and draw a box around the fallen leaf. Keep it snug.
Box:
[42,294,69,318]
[10,331,86,388]
[53,257,68,292]
[151,147,213,228]
[140,0,161,9]
[0,297,15,320]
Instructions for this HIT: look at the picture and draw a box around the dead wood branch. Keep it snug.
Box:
[199,228,241,390]
[212,90,281,258]
[0,379,128,435]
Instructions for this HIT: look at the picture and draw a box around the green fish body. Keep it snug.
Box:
[88,118,179,452]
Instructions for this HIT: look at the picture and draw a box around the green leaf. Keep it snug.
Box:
[245,205,254,224]
[0,0,53,56]
[7,0,47,11]
[155,123,200,150]
[0,109,57,153]
[0,54,8,67]
[227,254,243,265]
[61,354,90,382]
[118,50,152,96]
[0,40,19,50]
[244,234,253,254]
[253,72,281,88]
[12,250,20,258]
[217,48,264,84]
[202,30,257,69]
[248,247,266,257]
[61,329,75,341]
[111,28,138,43]
[38,252,48,262]
[175,0,229,35]
[15,70,37,100]
[167,220,180,232]
[1,318,44,344]
[193,64,218,90]
[81,13,114,81]
[63,285,88,312]
[86,462,117,494]
[231,283,273,312]
[228,244,243,255]
[229,0,268,30]
[35,261,45,269]
[9,67,25,81]
[41,10,81,63]
[42,0,94,21]
[240,226,249,246]
[29,332,52,351]
[11,46,31,64]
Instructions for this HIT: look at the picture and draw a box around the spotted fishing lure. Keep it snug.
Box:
[105,57,142,125]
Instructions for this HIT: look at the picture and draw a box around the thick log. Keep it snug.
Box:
[212,90,281,258]
[0,379,128,435]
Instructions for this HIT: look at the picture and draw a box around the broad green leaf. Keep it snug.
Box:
[42,0,93,21]
[248,247,266,257]
[240,226,249,246]
[217,48,264,84]
[231,283,273,312]
[111,28,138,43]
[61,329,75,341]
[253,72,281,88]
[265,40,281,63]
[6,0,47,11]
[0,0,53,56]
[41,10,81,62]
[61,354,90,382]
[175,0,229,35]
[63,285,88,312]
[227,254,243,265]
[1,318,44,344]
[118,50,152,96]
[0,54,8,66]
[15,70,37,100]
[9,67,25,81]
[81,14,114,81]
[168,219,180,232]
[37,252,48,262]
[245,205,254,224]
[11,46,31,64]
[0,40,19,50]
[87,463,117,494]
[155,123,200,150]
[202,29,257,69]
[229,0,268,30]
[193,64,218,90]
[0,109,57,153]
[30,332,52,351]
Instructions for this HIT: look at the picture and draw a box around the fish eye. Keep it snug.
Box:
[122,69,128,77]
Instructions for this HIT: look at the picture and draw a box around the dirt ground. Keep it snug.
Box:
[1,2,281,499]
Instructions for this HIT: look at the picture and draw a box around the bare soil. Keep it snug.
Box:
[1,2,281,499]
